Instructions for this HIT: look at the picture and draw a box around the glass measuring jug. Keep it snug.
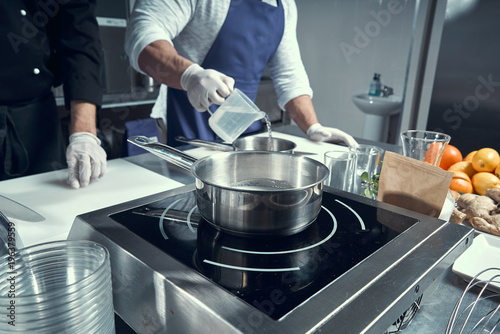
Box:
[208,88,266,143]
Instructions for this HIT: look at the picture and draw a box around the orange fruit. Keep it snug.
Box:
[447,161,477,179]
[471,148,500,172]
[452,171,471,182]
[463,151,477,162]
[424,142,444,166]
[439,144,463,170]
[495,164,500,179]
[471,172,500,195]
[450,171,473,193]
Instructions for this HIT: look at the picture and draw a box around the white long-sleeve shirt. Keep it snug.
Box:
[125,0,313,118]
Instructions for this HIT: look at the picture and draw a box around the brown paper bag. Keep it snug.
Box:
[377,151,453,218]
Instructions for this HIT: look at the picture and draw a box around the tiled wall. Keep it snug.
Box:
[295,0,416,141]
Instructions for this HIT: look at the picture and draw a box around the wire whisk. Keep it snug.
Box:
[446,268,500,333]
[385,294,423,333]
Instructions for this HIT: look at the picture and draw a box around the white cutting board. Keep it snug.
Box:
[0,159,183,247]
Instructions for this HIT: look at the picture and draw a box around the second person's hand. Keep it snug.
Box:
[307,123,359,147]
[66,132,107,189]
[181,64,235,111]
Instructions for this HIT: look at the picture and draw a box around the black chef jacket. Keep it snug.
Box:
[0,0,103,180]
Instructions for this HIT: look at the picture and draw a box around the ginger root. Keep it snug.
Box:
[470,216,500,237]
[485,188,500,204]
[456,190,500,237]
[450,207,466,224]
[457,194,497,220]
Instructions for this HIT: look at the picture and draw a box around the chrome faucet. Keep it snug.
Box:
[381,85,394,97]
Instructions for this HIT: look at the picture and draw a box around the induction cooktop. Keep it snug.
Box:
[109,189,418,320]
[69,184,473,333]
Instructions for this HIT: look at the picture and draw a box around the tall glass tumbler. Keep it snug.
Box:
[324,150,357,192]
[400,130,451,167]
[349,145,384,198]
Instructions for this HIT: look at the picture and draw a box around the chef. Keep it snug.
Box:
[0,0,106,189]
[125,0,358,147]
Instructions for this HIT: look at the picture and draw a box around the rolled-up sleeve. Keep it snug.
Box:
[269,0,313,110]
[125,0,195,74]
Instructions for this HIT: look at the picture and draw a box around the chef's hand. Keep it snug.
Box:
[307,123,358,147]
[66,132,107,189]
[180,64,234,111]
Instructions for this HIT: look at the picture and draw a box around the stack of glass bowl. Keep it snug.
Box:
[0,240,115,333]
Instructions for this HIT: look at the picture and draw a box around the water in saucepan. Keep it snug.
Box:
[230,178,295,190]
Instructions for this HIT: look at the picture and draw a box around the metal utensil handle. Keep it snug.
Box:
[175,136,234,152]
[0,210,24,255]
[127,136,198,171]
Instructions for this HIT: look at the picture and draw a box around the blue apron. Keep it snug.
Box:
[166,0,284,146]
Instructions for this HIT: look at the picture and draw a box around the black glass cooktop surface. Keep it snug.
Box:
[110,190,418,320]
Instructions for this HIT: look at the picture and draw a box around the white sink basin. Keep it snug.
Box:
[352,94,402,116]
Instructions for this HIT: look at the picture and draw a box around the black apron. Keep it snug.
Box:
[0,92,65,180]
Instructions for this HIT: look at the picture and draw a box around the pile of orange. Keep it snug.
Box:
[444,146,500,195]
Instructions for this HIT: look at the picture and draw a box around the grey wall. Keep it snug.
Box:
[295,0,416,142]
[426,0,500,154]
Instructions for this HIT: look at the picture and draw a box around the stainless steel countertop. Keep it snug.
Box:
[122,126,497,333]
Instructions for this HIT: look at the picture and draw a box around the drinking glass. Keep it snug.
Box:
[400,130,451,167]
[324,150,357,192]
[349,145,384,198]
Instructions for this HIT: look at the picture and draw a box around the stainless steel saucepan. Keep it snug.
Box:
[128,136,329,237]
[175,136,297,153]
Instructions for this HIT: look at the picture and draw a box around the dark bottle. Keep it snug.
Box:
[368,73,381,96]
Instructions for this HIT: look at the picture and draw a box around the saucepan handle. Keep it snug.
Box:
[175,136,234,151]
[127,136,198,171]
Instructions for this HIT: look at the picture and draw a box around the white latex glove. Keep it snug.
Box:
[307,123,358,147]
[180,63,235,111]
[66,132,107,189]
